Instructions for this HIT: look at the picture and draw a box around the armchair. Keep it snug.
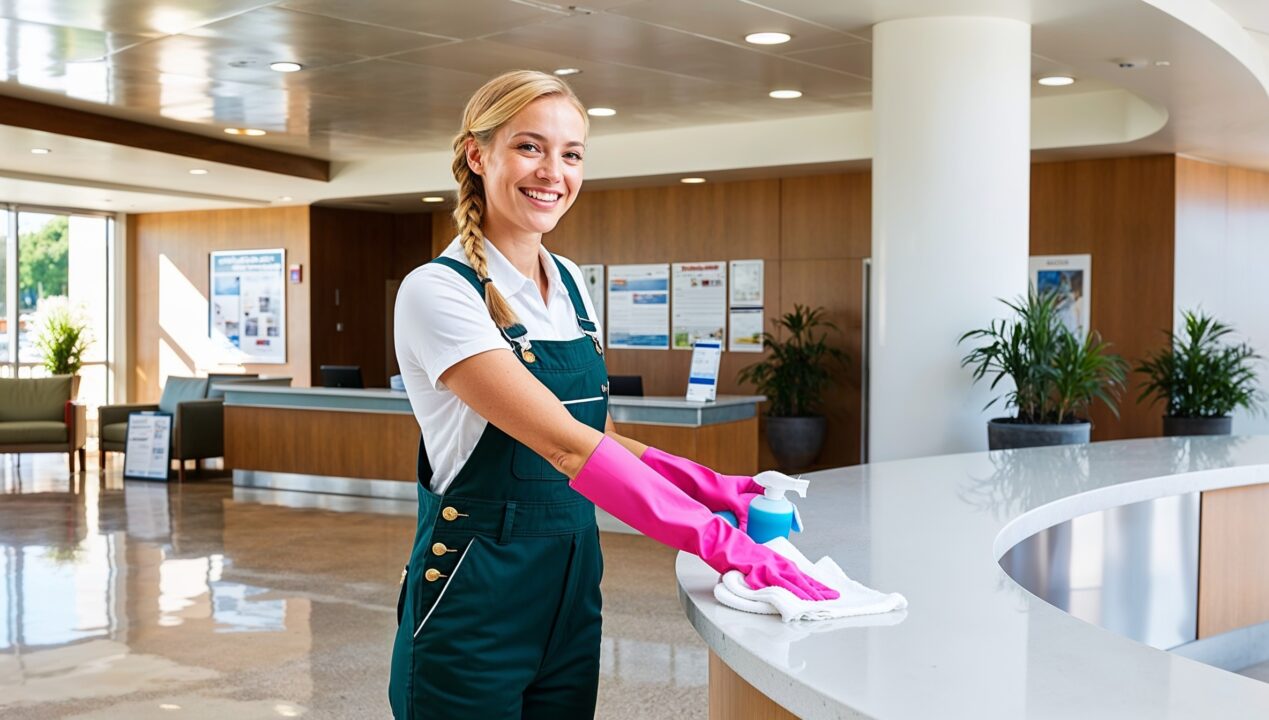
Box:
[98,376,218,481]
[0,375,87,474]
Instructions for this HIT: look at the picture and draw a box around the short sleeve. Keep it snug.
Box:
[394,264,510,390]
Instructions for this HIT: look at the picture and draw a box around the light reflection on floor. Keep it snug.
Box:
[0,453,706,719]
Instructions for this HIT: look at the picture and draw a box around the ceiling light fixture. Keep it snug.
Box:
[587,107,616,117]
[30,148,51,154]
[421,196,444,203]
[189,168,209,175]
[769,89,802,99]
[225,127,267,136]
[680,177,706,184]
[270,61,303,73]
[276,196,293,202]
[745,32,791,45]
[1037,75,1075,86]
[553,68,582,76]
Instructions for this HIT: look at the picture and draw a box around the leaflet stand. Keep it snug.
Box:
[685,340,722,403]
[123,411,174,481]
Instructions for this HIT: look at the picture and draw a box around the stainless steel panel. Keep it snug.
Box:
[1000,492,1200,650]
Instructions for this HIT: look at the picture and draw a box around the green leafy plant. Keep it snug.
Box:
[34,300,91,376]
[959,289,1127,424]
[1136,310,1263,418]
[737,305,848,417]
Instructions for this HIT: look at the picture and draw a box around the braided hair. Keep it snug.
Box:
[450,70,588,328]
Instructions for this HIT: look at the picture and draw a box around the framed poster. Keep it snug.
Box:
[728,259,764,352]
[580,264,605,324]
[124,412,173,481]
[210,249,287,364]
[672,261,726,350]
[607,264,670,349]
[1029,254,1091,336]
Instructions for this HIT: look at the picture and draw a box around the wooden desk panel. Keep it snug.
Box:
[225,406,418,481]
[615,417,758,476]
[1198,483,1269,638]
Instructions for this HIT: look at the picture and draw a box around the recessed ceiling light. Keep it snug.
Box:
[421,196,444,203]
[587,107,616,117]
[1037,75,1075,86]
[270,61,303,73]
[769,89,803,99]
[553,68,582,76]
[1154,60,1171,67]
[275,196,293,202]
[189,168,209,175]
[30,147,51,154]
[225,127,267,136]
[680,177,706,184]
[745,32,791,45]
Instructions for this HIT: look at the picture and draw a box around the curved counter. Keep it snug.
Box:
[676,436,1269,719]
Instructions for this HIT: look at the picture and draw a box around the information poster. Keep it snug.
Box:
[580,264,605,324]
[608,264,670,349]
[210,249,286,364]
[672,261,727,350]
[728,259,765,352]
[1029,254,1091,336]
[124,412,173,481]
[686,340,723,402]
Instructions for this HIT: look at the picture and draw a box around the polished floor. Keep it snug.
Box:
[0,453,707,719]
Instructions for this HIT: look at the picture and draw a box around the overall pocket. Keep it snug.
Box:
[412,536,479,639]
[511,396,607,480]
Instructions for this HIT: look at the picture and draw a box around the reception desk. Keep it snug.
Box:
[677,436,1269,719]
[224,386,764,499]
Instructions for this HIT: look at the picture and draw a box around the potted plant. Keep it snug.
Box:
[1136,310,1262,436]
[738,304,848,471]
[34,300,91,400]
[960,289,1127,450]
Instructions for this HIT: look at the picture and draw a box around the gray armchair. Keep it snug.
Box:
[0,375,87,474]
[99,376,220,481]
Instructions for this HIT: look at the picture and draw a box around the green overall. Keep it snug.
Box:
[390,255,608,719]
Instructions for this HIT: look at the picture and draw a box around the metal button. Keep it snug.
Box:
[441,506,467,522]
[431,542,453,556]
[424,568,446,582]
[592,336,603,355]
[522,349,537,363]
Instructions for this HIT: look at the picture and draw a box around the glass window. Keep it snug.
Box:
[0,208,9,369]
[17,212,69,367]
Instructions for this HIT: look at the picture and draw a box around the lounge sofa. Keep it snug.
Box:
[0,375,87,473]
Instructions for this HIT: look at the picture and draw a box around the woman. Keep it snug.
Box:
[389,70,836,720]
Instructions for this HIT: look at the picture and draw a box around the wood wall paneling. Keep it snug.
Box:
[1029,156,1177,441]
[130,206,311,402]
[1198,484,1269,638]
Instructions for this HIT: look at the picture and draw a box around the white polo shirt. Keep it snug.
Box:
[394,237,602,493]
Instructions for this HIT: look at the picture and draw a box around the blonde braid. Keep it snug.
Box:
[451,133,519,329]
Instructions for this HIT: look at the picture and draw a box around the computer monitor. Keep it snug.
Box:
[321,365,364,389]
[608,375,644,397]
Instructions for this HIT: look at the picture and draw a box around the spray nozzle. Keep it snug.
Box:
[753,470,809,501]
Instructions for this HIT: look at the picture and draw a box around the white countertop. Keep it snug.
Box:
[219,385,407,400]
[676,436,1269,719]
[607,394,765,407]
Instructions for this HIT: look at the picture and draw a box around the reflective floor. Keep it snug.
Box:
[0,453,706,719]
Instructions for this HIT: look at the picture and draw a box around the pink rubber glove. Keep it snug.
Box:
[572,437,838,601]
[639,446,763,530]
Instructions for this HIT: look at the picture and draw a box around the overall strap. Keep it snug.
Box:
[550,255,602,344]
[428,256,533,356]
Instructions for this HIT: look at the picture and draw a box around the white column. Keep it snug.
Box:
[869,17,1031,462]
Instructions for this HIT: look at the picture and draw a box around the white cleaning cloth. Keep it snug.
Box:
[714,537,908,622]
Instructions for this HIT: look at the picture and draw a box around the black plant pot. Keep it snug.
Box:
[765,416,827,472]
[1162,415,1232,437]
[988,418,1090,451]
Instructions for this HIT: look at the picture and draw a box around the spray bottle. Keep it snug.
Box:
[745,471,808,543]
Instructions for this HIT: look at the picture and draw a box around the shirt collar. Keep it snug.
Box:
[480,238,568,300]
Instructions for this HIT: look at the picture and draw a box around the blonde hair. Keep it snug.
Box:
[452,70,588,329]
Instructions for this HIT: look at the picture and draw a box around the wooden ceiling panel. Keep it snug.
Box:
[608,0,859,54]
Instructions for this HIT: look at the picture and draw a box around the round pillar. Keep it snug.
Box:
[869,17,1031,462]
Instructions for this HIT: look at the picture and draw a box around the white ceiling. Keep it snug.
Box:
[0,0,1266,213]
